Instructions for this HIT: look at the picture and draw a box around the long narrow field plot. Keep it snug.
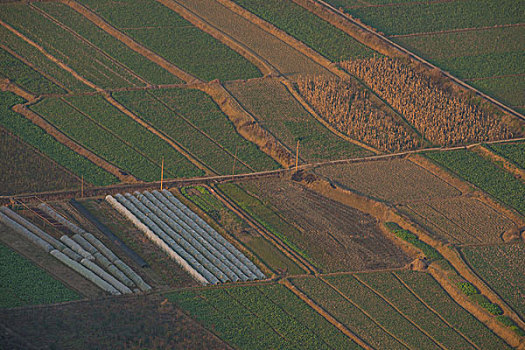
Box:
[401,197,516,245]
[462,243,525,320]
[168,283,360,349]
[181,185,303,275]
[426,149,525,215]
[225,78,372,161]
[0,294,230,349]
[224,179,410,272]
[106,190,266,285]
[317,158,460,203]
[0,92,117,186]
[0,3,148,90]
[487,141,525,169]
[292,272,510,350]
[114,88,278,174]
[31,95,203,181]
[329,0,525,112]
[233,0,378,61]
[0,129,79,195]
[78,0,261,82]
[0,241,80,308]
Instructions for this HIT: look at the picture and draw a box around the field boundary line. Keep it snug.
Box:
[281,278,373,349]
[63,0,199,84]
[104,94,214,176]
[353,274,448,350]
[207,185,316,274]
[0,44,70,93]
[9,103,134,183]
[143,90,255,173]
[0,19,99,92]
[156,0,278,77]
[279,77,381,155]
[29,3,151,87]
[472,144,525,182]
[390,23,525,38]
[304,0,525,121]
[392,271,481,350]
[317,276,409,349]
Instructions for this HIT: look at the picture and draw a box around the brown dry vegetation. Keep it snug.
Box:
[342,57,518,145]
[240,178,411,272]
[316,158,460,203]
[0,294,231,350]
[297,75,421,152]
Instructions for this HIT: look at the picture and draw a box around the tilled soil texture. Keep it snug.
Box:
[0,129,80,196]
[316,158,460,204]
[241,178,411,272]
[400,196,516,244]
[0,294,232,350]
[173,0,331,77]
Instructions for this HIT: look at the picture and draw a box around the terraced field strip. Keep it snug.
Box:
[486,141,525,169]
[75,0,261,82]
[394,270,512,349]
[168,283,361,349]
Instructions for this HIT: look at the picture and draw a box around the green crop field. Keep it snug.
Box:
[0,48,65,95]
[0,92,116,186]
[33,2,181,86]
[0,4,145,90]
[0,242,80,308]
[225,79,371,162]
[233,0,377,61]
[394,271,510,349]
[462,244,525,320]
[78,0,261,82]
[487,141,525,169]
[181,185,303,274]
[168,284,360,349]
[31,96,202,182]
[336,0,522,36]
[426,149,525,215]
[470,77,524,110]
[0,26,91,93]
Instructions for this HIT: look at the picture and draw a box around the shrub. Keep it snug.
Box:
[468,294,503,315]
[457,282,478,296]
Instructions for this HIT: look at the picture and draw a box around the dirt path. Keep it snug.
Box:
[390,23,525,38]
[281,278,373,349]
[63,0,199,84]
[471,144,525,182]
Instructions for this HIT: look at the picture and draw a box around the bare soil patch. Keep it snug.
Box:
[240,178,411,272]
[316,157,460,203]
[0,294,231,350]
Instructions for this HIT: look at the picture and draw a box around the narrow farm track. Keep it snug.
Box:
[207,185,317,274]
[317,276,410,349]
[391,272,482,350]
[298,0,525,121]
[281,279,373,350]
[390,23,525,38]
[63,0,200,84]
[353,275,447,350]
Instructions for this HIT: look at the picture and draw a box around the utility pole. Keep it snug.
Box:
[160,157,164,191]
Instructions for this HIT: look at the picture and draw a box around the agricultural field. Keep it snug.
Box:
[0,241,80,308]
[226,178,411,272]
[0,92,117,186]
[233,0,378,61]
[401,197,516,245]
[462,244,525,320]
[181,185,303,275]
[31,95,203,181]
[426,149,525,215]
[224,78,371,161]
[78,0,261,82]
[328,0,525,112]
[293,272,510,350]
[486,141,525,169]
[0,294,229,349]
[168,283,360,349]
[0,128,79,195]
[316,157,460,203]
